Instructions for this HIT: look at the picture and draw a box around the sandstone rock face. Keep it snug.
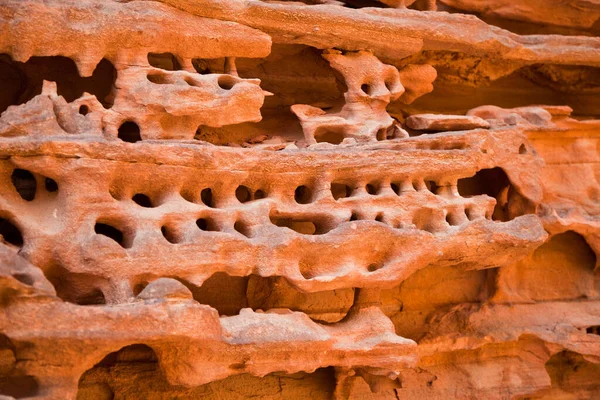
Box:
[0,1,599,399]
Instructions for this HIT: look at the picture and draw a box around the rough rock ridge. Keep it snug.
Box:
[0,0,599,399]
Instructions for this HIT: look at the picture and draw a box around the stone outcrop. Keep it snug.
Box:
[0,1,599,399]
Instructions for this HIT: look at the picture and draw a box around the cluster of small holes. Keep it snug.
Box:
[11,169,59,201]
[236,185,267,203]
[100,170,496,245]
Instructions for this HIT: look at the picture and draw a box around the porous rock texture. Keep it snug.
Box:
[0,0,599,399]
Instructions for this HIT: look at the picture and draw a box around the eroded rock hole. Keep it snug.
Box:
[44,263,107,305]
[217,75,236,90]
[361,83,372,95]
[146,73,169,84]
[586,326,600,335]
[234,220,252,238]
[315,130,344,144]
[147,53,181,71]
[161,226,181,244]
[366,183,379,195]
[254,189,266,200]
[0,218,23,247]
[457,168,526,221]
[77,342,336,398]
[196,218,220,232]
[192,58,213,74]
[294,185,313,204]
[11,169,36,201]
[235,185,252,203]
[368,263,383,272]
[0,55,117,113]
[182,273,249,316]
[425,180,440,194]
[375,213,384,222]
[270,216,318,235]
[201,188,214,207]
[78,105,89,115]
[391,182,401,195]
[132,194,153,208]
[12,273,33,286]
[247,276,355,323]
[94,223,131,248]
[44,178,58,193]
[519,143,527,154]
[331,183,352,200]
[118,121,142,143]
[445,211,462,226]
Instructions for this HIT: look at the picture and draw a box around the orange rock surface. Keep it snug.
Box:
[0,1,599,399]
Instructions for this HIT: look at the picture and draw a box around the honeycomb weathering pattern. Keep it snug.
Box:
[0,0,599,399]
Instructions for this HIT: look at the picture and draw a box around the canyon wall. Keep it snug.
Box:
[0,0,599,399]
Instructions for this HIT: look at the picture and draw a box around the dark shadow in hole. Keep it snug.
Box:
[132,194,153,208]
[78,105,89,115]
[446,212,461,226]
[0,55,117,113]
[201,188,214,208]
[217,75,236,90]
[235,185,251,203]
[0,218,23,247]
[178,273,249,316]
[196,218,219,232]
[12,273,33,286]
[11,169,36,201]
[234,220,252,238]
[44,263,107,305]
[0,375,40,399]
[92,344,158,369]
[331,183,352,200]
[457,167,526,221]
[161,226,181,244]
[147,53,181,71]
[366,183,378,195]
[118,121,141,143]
[94,222,132,249]
[192,58,216,74]
[77,342,336,398]
[315,130,344,145]
[519,143,527,154]
[294,185,313,204]
[586,326,600,335]
[146,73,169,84]
[425,180,440,194]
[254,189,266,200]
[44,178,58,193]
